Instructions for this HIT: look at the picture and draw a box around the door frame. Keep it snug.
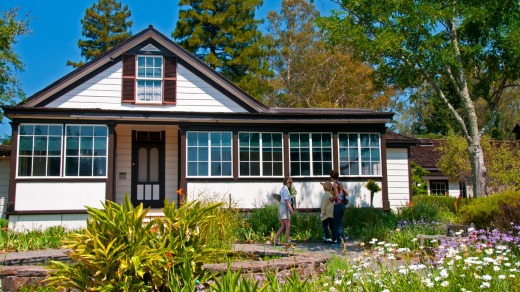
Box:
[131,130,165,208]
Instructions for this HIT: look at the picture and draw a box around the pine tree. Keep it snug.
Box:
[173,0,273,101]
[67,0,132,68]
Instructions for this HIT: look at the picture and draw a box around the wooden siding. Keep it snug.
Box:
[15,182,105,210]
[114,125,179,205]
[0,156,10,218]
[386,148,411,209]
[188,180,382,209]
[46,62,247,113]
[8,214,89,232]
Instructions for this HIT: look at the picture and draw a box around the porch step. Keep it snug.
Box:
[143,209,165,224]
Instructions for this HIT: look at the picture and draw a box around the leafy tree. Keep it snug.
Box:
[438,133,520,195]
[173,0,273,100]
[0,7,30,120]
[67,0,132,68]
[265,0,394,109]
[320,0,520,197]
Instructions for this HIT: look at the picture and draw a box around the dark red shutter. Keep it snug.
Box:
[122,54,136,103]
[163,56,177,104]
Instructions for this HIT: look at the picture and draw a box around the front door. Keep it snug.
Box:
[132,131,165,208]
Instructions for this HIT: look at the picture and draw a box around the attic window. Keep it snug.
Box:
[136,56,163,103]
[122,54,177,105]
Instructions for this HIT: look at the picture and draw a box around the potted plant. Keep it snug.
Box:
[366,179,381,208]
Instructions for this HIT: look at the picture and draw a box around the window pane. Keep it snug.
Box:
[67,126,80,136]
[360,134,369,146]
[67,137,79,156]
[34,125,48,135]
[273,162,283,176]
[80,137,93,156]
[19,136,33,155]
[198,162,208,176]
[81,126,93,136]
[19,125,33,135]
[188,148,197,161]
[93,157,106,176]
[18,157,32,176]
[250,162,260,176]
[66,157,79,176]
[49,125,62,135]
[94,126,107,136]
[48,157,61,176]
[79,157,92,176]
[33,157,46,176]
[94,137,107,156]
[48,136,62,156]
[34,136,47,156]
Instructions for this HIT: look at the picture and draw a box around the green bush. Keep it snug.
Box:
[0,218,7,229]
[458,190,520,229]
[45,195,229,291]
[243,203,279,241]
[493,195,520,232]
[0,226,68,252]
[397,195,465,223]
[343,207,398,242]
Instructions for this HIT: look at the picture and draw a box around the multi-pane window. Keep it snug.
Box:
[17,124,108,177]
[187,131,232,177]
[430,180,448,196]
[239,132,283,177]
[65,125,108,176]
[339,133,381,176]
[136,56,163,103]
[289,133,332,176]
[18,124,63,176]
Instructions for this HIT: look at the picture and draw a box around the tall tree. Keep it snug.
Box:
[320,0,520,197]
[173,0,273,100]
[67,0,132,68]
[265,0,394,109]
[0,7,30,121]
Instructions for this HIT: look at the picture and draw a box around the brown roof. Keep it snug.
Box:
[385,131,419,147]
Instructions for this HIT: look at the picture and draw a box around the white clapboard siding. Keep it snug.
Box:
[15,182,105,210]
[0,156,10,218]
[47,62,248,113]
[9,214,89,232]
[114,125,179,205]
[386,148,411,210]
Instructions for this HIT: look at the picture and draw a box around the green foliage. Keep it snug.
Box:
[67,0,132,68]
[343,207,398,242]
[437,133,472,182]
[0,217,7,228]
[18,285,55,292]
[173,0,272,100]
[493,195,520,232]
[45,194,229,291]
[0,7,30,116]
[0,226,68,252]
[366,179,381,207]
[410,162,429,196]
[458,190,520,229]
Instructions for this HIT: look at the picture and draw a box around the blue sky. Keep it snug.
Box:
[0,0,337,138]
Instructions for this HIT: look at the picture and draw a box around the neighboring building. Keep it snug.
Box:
[1,26,416,230]
[410,139,468,198]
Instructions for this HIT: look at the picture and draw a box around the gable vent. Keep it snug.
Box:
[140,44,160,52]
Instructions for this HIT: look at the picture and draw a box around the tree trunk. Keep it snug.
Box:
[467,136,487,198]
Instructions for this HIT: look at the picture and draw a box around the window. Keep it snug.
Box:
[187,131,232,177]
[289,133,332,176]
[17,124,108,177]
[136,56,163,103]
[430,180,448,196]
[239,132,283,176]
[65,125,108,177]
[339,133,381,176]
[18,124,63,176]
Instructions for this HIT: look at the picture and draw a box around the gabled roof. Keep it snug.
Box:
[22,25,269,113]
[410,138,445,171]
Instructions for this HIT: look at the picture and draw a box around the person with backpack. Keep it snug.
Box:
[329,170,349,244]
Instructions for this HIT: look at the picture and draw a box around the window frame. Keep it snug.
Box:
[17,124,64,177]
[238,132,284,177]
[64,124,109,177]
[338,132,382,177]
[430,180,449,196]
[16,123,109,178]
[186,131,233,178]
[289,132,333,177]
[135,55,163,104]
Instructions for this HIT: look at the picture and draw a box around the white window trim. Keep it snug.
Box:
[238,132,284,178]
[289,132,333,177]
[16,124,64,178]
[135,55,163,104]
[186,131,233,178]
[338,132,382,177]
[63,124,109,178]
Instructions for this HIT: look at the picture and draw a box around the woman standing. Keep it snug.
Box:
[329,170,349,244]
[274,176,295,244]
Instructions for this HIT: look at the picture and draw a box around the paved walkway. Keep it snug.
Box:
[0,240,364,266]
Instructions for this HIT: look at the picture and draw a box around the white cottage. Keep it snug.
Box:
[1,26,417,230]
